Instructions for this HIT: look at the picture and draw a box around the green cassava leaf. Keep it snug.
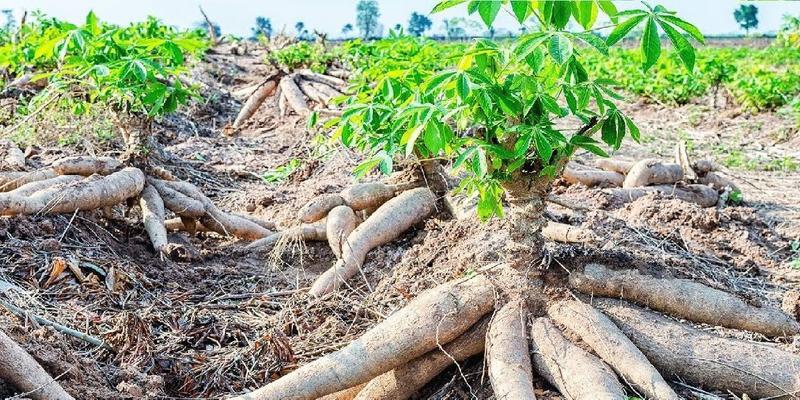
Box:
[606,14,646,46]
[658,20,695,71]
[640,17,661,71]
[548,34,573,64]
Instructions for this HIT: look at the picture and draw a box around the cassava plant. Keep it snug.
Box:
[0,13,278,259]
[233,1,800,400]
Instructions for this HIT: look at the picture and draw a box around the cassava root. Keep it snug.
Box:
[309,187,435,296]
[231,273,495,400]
[598,299,800,398]
[570,263,800,337]
[0,329,75,400]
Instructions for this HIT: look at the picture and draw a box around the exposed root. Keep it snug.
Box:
[296,70,347,90]
[0,329,75,400]
[562,166,624,187]
[0,167,144,216]
[595,158,634,175]
[231,274,495,400]
[548,300,679,400]
[245,223,326,252]
[542,221,595,243]
[50,156,121,176]
[232,79,278,128]
[623,159,684,188]
[598,300,800,399]
[339,182,398,211]
[606,184,719,207]
[149,179,206,217]
[487,299,536,400]
[140,184,187,260]
[309,187,436,297]
[530,317,626,400]
[353,316,490,400]
[299,194,345,223]
[699,171,740,192]
[570,264,800,337]
[279,75,311,116]
[326,205,359,259]
[0,169,57,192]
[7,175,83,196]
[674,141,698,180]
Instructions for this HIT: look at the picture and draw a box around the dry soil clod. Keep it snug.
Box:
[530,317,627,400]
[598,299,800,399]
[547,300,680,400]
[570,263,800,337]
[231,274,495,400]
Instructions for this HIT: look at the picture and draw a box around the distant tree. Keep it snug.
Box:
[394,23,402,31]
[342,23,353,37]
[295,21,305,35]
[1,9,14,31]
[734,4,759,34]
[408,12,432,37]
[356,0,380,39]
[194,20,221,38]
[487,25,496,39]
[251,16,272,39]
[443,18,481,40]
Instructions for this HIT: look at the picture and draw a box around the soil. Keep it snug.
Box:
[0,43,798,399]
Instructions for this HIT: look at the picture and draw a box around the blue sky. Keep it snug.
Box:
[1,1,799,37]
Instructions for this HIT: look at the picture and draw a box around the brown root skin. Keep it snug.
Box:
[149,179,206,217]
[165,180,272,240]
[165,217,209,233]
[354,316,490,400]
[140,184,168,253]
[296,70,346,90]
[692,159,718,175]
[298,194,345,223]
[595,158,635,174]
[0,167,144,216]
[598,300,800,399]
[279,75,311,116]
[297,79,330,106]
[232,79,278,128]
[0,329,76,400]
[244,223,326,252]
[562,166,624,187]
[326,205,359,259]
[530,317,626,400]
[308,80,342,98]
[309,187,436,297]
[570,264,800,337]
[317,384,366,400]
[339,182,398,211]
[623,159,684,188]
[51,156,121,176]
[486,299,536,400]
[674,141,698,180]
[542,221,595,243]
[7,175,83,196]
[699,171,740,192]
[232,213,276,231]
[231,274,495,400]
[0,169,57,192]
[548,300,680,400]
[607,184,719,207]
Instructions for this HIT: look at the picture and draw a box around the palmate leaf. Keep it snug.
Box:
[477,0,502,27]
[548,34,573,64]
[431,0,468,13]
[658,20,695,71]
[606,14,646,46]
[659,14,704,43]
[640,17,661,71]
[510,0,532,23]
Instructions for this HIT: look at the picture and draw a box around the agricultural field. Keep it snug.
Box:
[0,1,799,400]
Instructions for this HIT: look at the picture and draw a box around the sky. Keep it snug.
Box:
[1,1,799,38]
